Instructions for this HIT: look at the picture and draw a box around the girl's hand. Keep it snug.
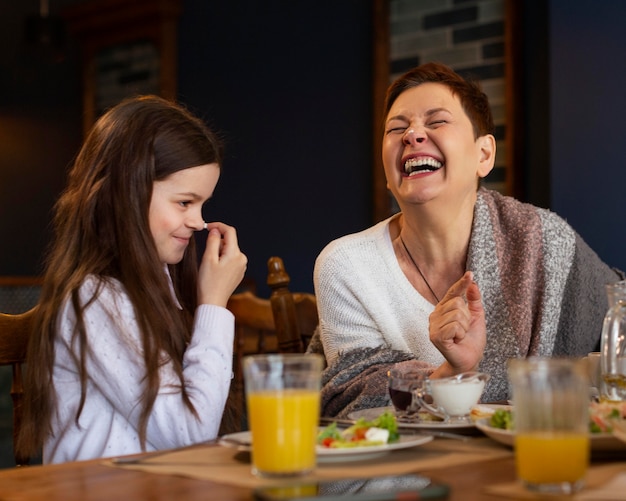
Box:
[428,271,486,377]
[197,222,248,307]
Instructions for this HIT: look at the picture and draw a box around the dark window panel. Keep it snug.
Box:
[483,41,505,59]
[494,124,505,141]
[454,21,504,43]
[390,56,420,75]
[457,62,505,81]
[484,166,507,183]
[424,6,478,30]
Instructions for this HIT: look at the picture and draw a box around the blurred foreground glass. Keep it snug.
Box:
[243,353,323,478]
[600,280,626,401]
[508,358,589,495]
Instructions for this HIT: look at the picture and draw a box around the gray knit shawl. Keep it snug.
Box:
[312,188,624,418]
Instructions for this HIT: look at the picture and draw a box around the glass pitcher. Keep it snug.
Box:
[600,280,626,401]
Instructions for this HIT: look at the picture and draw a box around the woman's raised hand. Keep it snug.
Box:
[197,222,248,307]
[428,271,486,377]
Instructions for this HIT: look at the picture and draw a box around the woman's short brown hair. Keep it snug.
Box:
[384,62,495,139]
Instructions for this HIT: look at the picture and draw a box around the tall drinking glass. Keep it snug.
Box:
[243,353,323,478]
[508,357,590,495]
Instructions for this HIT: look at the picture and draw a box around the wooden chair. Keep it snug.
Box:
[0,307,36,466]
[220,256,318,434]
[229,256,318,387]
[267,256,318,353]
[1,265,316,455]
[227,291,277,395]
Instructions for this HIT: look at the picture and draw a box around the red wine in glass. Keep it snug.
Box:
[389,387,413,411]
[388,369,426,419]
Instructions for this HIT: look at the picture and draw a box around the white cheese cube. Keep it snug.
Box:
[364,427,389,443]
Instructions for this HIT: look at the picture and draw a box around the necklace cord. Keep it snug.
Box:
[399,235,440,303]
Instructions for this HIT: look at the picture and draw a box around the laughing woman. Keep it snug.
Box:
[312,62,624,417]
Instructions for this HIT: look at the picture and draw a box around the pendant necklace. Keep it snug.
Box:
[399,235,440,303]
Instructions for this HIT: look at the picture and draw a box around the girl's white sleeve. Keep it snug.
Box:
[58,281,234,450]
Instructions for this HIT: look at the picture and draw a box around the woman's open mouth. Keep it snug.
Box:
[404,157,443,176]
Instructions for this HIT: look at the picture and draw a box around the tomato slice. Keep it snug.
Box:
[351,427,368,441]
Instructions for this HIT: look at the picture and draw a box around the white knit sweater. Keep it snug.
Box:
[314,188,623,405]
[45,275,234,464]
[314,214,445,369]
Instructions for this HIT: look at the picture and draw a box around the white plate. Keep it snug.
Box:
[474,418,626,452]
[219,430,433,463]
[612,419,626,445]
[614,428,626,445]
[347,405,509,431]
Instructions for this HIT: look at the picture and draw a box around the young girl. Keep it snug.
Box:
[18,95,247,464]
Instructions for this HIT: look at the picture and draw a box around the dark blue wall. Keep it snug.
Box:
[549,0,626,272]
[3,0,624,292]
[0,0,82,278]
[0,0,373,297]
[178,0,373,296]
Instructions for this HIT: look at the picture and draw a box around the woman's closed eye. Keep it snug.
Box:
[386,126,408,135]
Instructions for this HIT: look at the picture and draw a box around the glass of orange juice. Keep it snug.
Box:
[508,357,590,494]
[243,353,323,478]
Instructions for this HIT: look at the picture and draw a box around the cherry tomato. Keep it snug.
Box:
[321,437,335,448]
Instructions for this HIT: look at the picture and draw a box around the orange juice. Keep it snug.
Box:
[247,389,320,476]
[515,432,589,484]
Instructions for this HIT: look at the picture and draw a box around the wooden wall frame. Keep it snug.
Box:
[504,0,524,202]
[371,0,390,224]
[63,0,182,135]
[0,277,43,287]
[371,0,523,222]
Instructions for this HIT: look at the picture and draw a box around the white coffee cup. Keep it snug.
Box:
[414,372,490,422]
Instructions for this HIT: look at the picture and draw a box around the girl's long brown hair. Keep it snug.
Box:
[18,95,223,458]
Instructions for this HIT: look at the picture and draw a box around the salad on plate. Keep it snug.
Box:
[317,411,400,448]
[487,400,626,434]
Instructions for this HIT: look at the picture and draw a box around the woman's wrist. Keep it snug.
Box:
[430,358,481,379]
[430,361,456,379]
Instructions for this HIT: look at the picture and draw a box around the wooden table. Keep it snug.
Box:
[0,453,513,501]
[0,443,622,501]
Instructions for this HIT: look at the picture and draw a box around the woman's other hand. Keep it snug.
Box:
[428,271,486,377]
[197,222,248,307]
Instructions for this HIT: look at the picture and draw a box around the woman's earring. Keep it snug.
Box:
[203,222,208,230]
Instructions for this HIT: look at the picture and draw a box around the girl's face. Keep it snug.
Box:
[149,163,220,264]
